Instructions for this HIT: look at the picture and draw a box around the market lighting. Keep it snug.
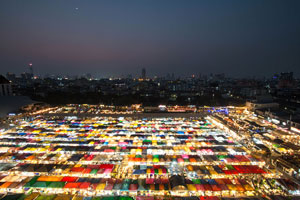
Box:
[0,107,297,198]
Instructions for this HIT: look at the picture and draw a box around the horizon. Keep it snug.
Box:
[4,69,299,80]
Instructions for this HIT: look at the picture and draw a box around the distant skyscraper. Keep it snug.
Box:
[28,63,34,79]
[279,72,293,81]
[142,68,146,79]
[6,72,16,82]
[278,72,295,88]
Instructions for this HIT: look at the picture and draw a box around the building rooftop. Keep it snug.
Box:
[0,75,10,84]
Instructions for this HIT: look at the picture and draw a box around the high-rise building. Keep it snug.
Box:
[28,63,34,79]
[280,72,293,81]
[278,72,295,88]
[141,68,146,79]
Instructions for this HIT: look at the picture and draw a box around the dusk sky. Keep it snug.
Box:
[0,0,300,78]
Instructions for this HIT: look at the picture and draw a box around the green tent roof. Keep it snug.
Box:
[91,197,101,200]
[36,195,56,200]
[119,197,134,200]
[101,197,117,200]
[192,179,201,184]
[90,169,98,174]
[32,181,51,188]
[48,182,66,188]
[24,176,40,187]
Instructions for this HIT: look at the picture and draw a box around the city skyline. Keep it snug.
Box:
[3,62,300,78]
[1,0,300,77]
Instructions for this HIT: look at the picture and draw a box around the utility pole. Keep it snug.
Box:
[289,114,292,130]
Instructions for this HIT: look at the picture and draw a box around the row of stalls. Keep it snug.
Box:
[0,162,268,180]
[0,152,264,165]
[0,193,133,200]
[0,144,248,154]
[0,174,296,196]
[1,135,237,148]
[1,193,299,200]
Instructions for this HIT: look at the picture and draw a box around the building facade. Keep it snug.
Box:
[0,75,13,96]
